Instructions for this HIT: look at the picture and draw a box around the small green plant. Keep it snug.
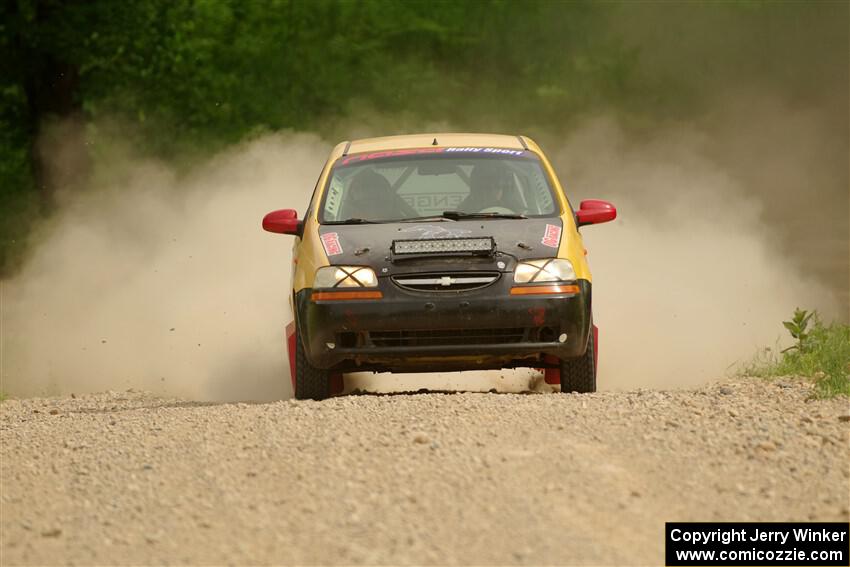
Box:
[743,309,850,398]
[781,307,814,353]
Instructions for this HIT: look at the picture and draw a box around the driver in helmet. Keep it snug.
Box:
[458,161,519,213]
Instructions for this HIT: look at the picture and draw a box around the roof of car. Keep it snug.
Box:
[331,133,534,159]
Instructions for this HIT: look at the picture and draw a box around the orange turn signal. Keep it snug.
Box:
[510,285,580,296]
[311,290,383,301]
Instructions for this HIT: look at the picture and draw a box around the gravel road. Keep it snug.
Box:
[1,377,848,565]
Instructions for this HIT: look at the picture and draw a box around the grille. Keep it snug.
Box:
[369,328,525,347]
[392,272,499,292]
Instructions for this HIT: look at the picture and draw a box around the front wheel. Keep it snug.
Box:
[560,329,596,393]
[294,332,330,400]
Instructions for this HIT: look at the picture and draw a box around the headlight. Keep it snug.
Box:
[314,266,378,288]
[513,259,576,283]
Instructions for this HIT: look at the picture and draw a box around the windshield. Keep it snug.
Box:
[319,148,559,223]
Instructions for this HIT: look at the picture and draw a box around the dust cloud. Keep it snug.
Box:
[0,115,843,400]
[2,132,328,401]
[551,117,841,389]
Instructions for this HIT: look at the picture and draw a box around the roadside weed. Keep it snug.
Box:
[744,309,849,398]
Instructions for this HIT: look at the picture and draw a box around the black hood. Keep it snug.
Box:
[318,218,564,276]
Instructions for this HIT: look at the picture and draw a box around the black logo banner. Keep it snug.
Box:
[666,522,849,566]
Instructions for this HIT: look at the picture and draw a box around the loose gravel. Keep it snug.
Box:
[1,377,848,565]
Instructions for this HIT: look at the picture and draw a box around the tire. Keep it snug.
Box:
[294,331,330,400]
[560,328,596,393]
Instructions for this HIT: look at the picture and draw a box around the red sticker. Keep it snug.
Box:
[321,232,343,256]
[340,148,445,166]
[541,224,561,248]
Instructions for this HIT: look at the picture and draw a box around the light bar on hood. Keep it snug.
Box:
[392,237,494,255]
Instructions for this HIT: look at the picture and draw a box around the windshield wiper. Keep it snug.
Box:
[324,218,382,225]
[441,210,527,220]
[398,215,456,223]
[332,211,526,224]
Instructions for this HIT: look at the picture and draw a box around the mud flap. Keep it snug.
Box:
[592,323,599,371]
[286,321,344,396]
[542,323,599,385]
[329,374,344,396]
[285,321,297,391]
[543,357,561,385]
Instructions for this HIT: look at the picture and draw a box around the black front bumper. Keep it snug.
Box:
[295,277,592,372]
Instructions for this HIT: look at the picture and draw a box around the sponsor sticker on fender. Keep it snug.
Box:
[541,224,561,248]
[321,232,343,256]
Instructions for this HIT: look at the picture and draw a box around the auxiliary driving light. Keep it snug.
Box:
[392,237,494,255]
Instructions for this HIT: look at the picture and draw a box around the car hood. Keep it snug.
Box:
[317,218,564,275]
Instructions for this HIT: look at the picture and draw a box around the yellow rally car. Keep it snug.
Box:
[263,133,616,400]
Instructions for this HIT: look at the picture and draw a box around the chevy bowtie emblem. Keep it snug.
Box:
[440,276,454,286]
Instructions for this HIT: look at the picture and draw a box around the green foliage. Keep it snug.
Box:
[781,307,814,353]
[745,311,850,399]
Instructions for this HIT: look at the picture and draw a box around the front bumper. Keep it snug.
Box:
[295,276,592,372]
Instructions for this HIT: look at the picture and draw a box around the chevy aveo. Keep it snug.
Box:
[263,133,616,400]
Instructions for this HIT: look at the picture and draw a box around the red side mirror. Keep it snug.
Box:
[575,199,617,227]
[263,209,302,235]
